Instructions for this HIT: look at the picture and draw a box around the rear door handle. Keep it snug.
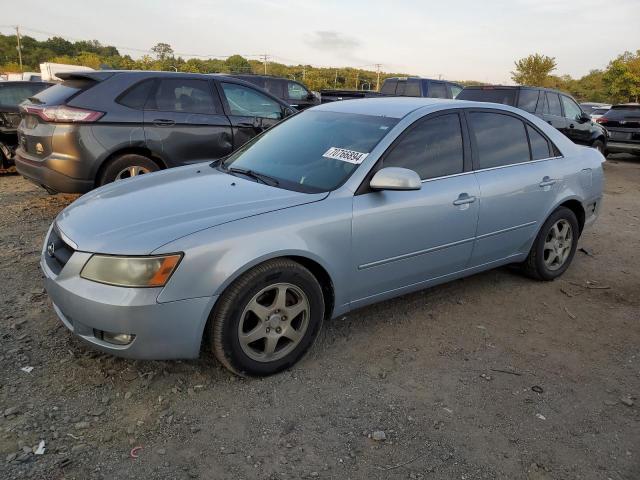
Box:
[152,119,175,127]
[539,176,557,188]
[453,193,476,206]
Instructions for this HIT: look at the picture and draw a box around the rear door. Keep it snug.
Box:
[143,77,232,166]
[467,109,561,266]
[217,81,286,149]
[351,111,479,304]
[537,91,568,132]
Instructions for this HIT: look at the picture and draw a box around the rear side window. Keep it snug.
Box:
[265,79,284,98]
[469,112,530,169]
[603,106,640,120]
[456,88,516,106]
[546,93,562,116]
[403,80,421,97]
[428,82,448,99]
[395,81,407,96]
[117,79,155,109]
[29,79,95,105]
[527,125,551,160]
[380,79,397,95]
[517,89,540,113]
[384,113,464,179]
[148,79,217,114]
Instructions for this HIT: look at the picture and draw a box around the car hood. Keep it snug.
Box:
[55,164,328,255]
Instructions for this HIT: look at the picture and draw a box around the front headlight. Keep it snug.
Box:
[80,254,182,288]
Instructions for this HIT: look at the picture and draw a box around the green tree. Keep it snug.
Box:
[603,50,640,103]
[511,53,557,87]
[225,55,251,73]
[150,42,174,61]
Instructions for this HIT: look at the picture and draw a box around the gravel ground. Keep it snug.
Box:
[1,157,639,480]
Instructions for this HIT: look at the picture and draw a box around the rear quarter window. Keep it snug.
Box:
[517,89,540,113]
[380,80,397,95]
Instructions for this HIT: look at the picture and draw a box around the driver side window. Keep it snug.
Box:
[220,82,282,119]
[561,95,582,121]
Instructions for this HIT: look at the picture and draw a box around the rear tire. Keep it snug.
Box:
[522,207,579,281]
[210,259,325,377]
[98,154,159,186]
[591,139,605,156]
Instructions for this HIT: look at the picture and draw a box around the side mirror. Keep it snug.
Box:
[579,112,591,122]
[370,167,421,191]
[306,92,315,100]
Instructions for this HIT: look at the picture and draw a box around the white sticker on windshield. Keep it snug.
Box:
[322,147,369,164]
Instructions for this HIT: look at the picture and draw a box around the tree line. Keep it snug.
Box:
[1,33,638,103]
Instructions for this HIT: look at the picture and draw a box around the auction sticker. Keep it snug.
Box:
[323,147,369,164]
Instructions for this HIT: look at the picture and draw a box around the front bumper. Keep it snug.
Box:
[606,142,640,155]
[41,231,216,360]
[15,148,94,194]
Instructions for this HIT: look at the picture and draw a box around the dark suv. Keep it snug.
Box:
[229,74,319,110]
[457,86,608,153]
[0,81,51,168]
[15,71,295,193]
[597,103,640,155]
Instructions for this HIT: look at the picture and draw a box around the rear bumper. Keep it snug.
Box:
[15,149,93,193]
[606,142,640,154]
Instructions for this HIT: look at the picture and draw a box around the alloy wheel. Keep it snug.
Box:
[543,219,573,271]
[238,283,310,362]
[115,165,150,181]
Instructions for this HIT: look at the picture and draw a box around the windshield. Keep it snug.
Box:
[220,110,398,192]
[457,88,517,106]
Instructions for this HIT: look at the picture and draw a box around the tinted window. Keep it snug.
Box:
[384,113,464,179]
[456,88,516,106]
[527,125,551,160]
[591,108,609,116]
[223,111,398,192]
[221,82,282,119]
[264,79,284,98]
[517,89,540,113]
[469,112,530,169]
[546,93,562,116]
[29,79,94,105]
[0,83,49,107]
[450,84,463,98]
[395,81,407,96]
[404,80,421,97]
[561,96,582,121]
[287,81,308,100]
[603,106,640,120]
[380,79,397,95]
[148,79,216,114]
[428,82,448,99]
[117,79,155,109]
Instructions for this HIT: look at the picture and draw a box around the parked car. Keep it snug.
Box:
[457,86,608,153]
[0,81,52,168]
[580,102,610,115]
[228,74,319,110]
[15,71,296,193]
[320,77,463,103]
[41,98,603,376]
[597,103,640,155]
[589,106,611,122]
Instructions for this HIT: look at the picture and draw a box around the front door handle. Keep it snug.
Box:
[569,123,575,129]
[539,176,557,188]
[152,119,175,127]
[453,193,477,206]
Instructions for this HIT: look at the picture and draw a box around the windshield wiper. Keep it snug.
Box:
[228,167,279,187]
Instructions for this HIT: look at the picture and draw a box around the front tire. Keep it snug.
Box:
[591,139,605,156]
[98,154,159,186]
[522,207,579,281]
[210,259,325,376]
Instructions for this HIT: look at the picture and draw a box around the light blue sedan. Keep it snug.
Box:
[42,98,604,376]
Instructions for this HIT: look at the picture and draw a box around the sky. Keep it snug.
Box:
[3,0,639,84]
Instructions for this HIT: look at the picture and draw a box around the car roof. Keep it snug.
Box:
[0,81,51,87]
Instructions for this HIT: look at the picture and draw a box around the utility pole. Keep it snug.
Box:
[355,71,359,90]
[261,54,268,75]
[15,25,23,72]
[334,69,338,88]
[302,66,306,81]
[375,64,382,91]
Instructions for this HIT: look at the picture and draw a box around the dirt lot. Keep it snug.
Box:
[1,157,639,480]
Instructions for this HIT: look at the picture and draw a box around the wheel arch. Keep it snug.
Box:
[93,147,168,187]
[557,198,586,234]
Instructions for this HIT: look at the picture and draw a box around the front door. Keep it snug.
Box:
[537,91,568,133]
[217,81,286,149]
[143,77,233,167]
[561,95,591,145]
[351,111,479,305]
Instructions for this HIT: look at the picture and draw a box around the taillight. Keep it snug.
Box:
[23,105,104,123]
[596,117,607,124]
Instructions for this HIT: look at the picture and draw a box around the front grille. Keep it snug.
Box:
[45,227,76,275]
